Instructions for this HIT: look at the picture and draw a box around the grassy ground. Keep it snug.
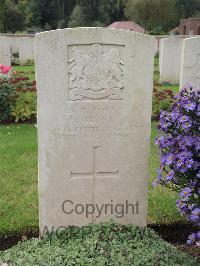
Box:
[0,124,38,235]
[148,122,183,224]
[0,60,185,235]
[13,65,35,81]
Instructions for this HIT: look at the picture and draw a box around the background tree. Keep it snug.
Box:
[68,4,87,27]
[26,0,42,28]
[4,8,25,33]
[0,0,200,33]
[153,0,178,33]
[125,0,154,31]
[0,0,7,32]
[176,0,195,18]
[125,0,178,33]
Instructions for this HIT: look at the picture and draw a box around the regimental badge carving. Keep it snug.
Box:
[68,44,124,101]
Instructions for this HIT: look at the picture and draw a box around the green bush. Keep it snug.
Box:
[11,52,20,66]
[152,83,174,120]
[0,78,16,123]
[24,59,34,66]
[11,91,37,123]
[0,223,198,265]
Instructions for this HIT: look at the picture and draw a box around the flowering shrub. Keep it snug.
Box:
[0,65,15,123]
[0,66,37,123]
[11,70,36,92]
[154,87,200,245]
[0,64,12,75]
[11,91,37,123]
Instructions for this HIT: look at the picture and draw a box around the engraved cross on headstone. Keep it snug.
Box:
[71,146,119,180]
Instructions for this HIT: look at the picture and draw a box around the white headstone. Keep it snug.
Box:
[159,37,183,84]
[18,37,35,65]
[35,28,155,234]
[0,37,11,66]
[180,37,200,90]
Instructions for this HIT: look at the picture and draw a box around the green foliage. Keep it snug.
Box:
[152,83,174,120]
[11,52,19,66]
[4,8,25,33]
[24,59,34,66]
[57,19,67,29]
[0,78,15,123]
[149,26,167,35]
[2,0,200,33]
[68,4,87,27]
[176,0,200,18]
[125,0,179,32]
[0,0,7,32]
[76,0,126,26]
[0,223,198,265]
[26,0,42,27]
[11,91,37,123]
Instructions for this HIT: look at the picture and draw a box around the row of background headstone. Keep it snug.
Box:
[0,36,34,66]
[159,36,200,90]
[0,33,199,91]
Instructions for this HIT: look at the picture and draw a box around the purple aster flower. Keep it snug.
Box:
[188,204,196,210]
[182,120,192,129]
[190,214,199,222]
[191,208,200,216]
[184,101,196,111]
[187,233,196,245]
[179,115,189,123]
[165,153,174,165]
[180,187,192,199]
[154,87,200,245]
[166,170,174,182]
[176,199,188,214]
[152,181,159,187]
[171,110,180,121]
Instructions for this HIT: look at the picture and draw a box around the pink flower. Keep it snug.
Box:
[0,64,12,74]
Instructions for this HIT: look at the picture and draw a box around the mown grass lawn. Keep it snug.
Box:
[0,124,38,235]
[13,65,35,81]
[0,122,184,236]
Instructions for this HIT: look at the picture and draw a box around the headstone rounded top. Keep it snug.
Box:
[35,27,155,41]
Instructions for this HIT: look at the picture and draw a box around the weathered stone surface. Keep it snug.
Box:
[17,37,35,65]
[159,37,183,84]
[3,37,35,65]
[180,37,200,90]
[0,37,11,67]
[35,28,155,233]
